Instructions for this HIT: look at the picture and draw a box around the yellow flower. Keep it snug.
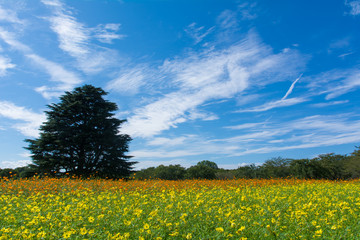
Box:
[169,231,179,236]
[315,229,323,236]
[144,223,150,230]
[236,226,245,234]
[88,216,95,223]
[216,227,224,232]
[80,227,87,235]
[186,233,192,239]
[63,231,72,239]
[37,231,46,238]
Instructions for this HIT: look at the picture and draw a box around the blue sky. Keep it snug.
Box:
[0,0,359,170]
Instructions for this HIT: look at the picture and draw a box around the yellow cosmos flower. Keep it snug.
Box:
[63,231,72,239]
[88,216,95,223]
[80,227,87,235]
[216,227,224,232]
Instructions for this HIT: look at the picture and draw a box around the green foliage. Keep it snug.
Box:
[215,169,236,179]
[154,164,186,180]
[261,157,292,178]
[186,164,217,180]
[344,147,360,178]
[196,160,218,169]
[25,85,136,179]
[235,164,259,179]
[0,168,18,179]
[314,153,347,180]
[135,165,186,180]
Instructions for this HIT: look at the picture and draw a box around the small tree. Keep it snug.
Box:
[25,85,136,178]
[186,161,218,179]
[344,147,360,179]
[197,160,219,169]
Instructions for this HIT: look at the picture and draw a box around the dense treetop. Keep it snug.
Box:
[25,85,136,178]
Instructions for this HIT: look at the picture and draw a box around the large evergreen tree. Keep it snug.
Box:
[25,85,136,178]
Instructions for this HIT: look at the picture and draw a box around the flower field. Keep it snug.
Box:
[1,178,360,239]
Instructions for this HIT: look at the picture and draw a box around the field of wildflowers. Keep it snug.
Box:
[0,177,359,239]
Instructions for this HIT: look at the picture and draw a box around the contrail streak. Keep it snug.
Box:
[282,73,303,100]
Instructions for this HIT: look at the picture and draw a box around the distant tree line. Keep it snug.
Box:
[1,147,359,180]
[133,147,360,180]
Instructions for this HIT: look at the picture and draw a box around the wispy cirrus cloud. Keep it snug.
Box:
[123,32,304,138]
[0,5,25,25]
[0,27,31,52]
[220,114,360,156]
[185,23,214,44]
[130,134,241,161]
[237,97,307,113]
[130,113,360,165]
[106,67,148,95]
[306,68,360,100]
[224,122,266,130]
[41,0,124,74]
[93,23,126,44]
[0,101,46,137]
[311,100,349,108]
[0,55,15,76]
[26,54,82,99]
[0,22,82,99]
[345,0,360,15]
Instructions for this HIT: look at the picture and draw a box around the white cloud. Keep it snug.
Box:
[130,113,360,165]
[282,74,302,100]
[238,2,258,20]
[0,101,46,137]
[147,136,189,147]
[311,100,349,107]
[26,54,82,99]
[185,23,214,44]
[106,67,146,95]
[123,33,304,138]
[0,5,25,24]
[41,0,123,74]
[237,97,307,113]
[0,27,31,52]
[306,68,360,100]
[0,25,83,99]
[131,134,240,162]
[346,0,360,15]
[93,23,126,44]
[225,122,265,130]
[43,6,90,56]
[325,71,360,99]
[135,159,193,170]
[221,114,360,156]
[0,55,15,75]
[188,110,218,121]
[41,0,63,7]
[0,160,31,169]
[217,9,238,29]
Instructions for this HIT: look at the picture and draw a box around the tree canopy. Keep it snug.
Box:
[25,85,136,178]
